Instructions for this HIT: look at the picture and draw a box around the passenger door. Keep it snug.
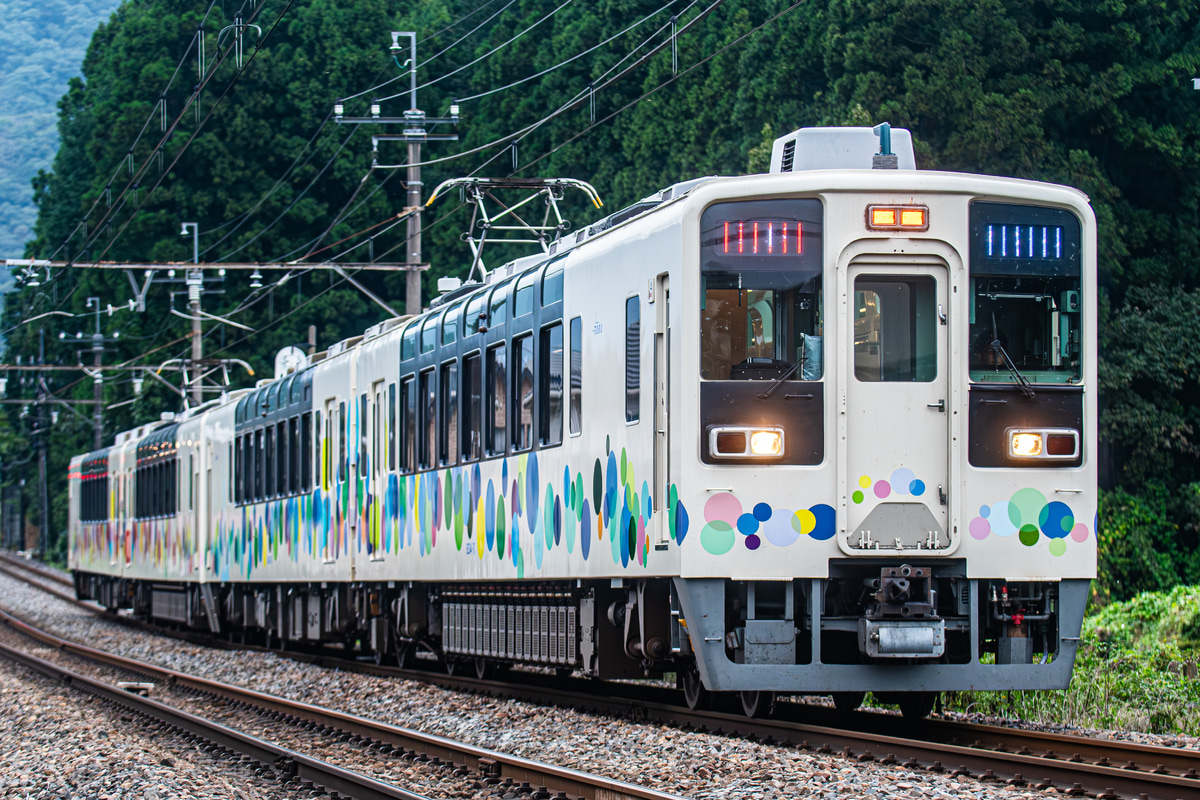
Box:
[842,261,950,553]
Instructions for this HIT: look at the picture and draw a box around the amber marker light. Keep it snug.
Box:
[871,208,897,227]
[867,205,929,231]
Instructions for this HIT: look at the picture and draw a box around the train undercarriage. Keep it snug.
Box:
[74,562,1086,718]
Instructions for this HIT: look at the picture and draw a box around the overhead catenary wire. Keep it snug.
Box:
[214,122,359,262]
[372,0,715,176]
[201,112,335,258]
[378,0,575,102]
[64,0,279,272]
[43,0,225,264]
[416,0,521,71]
[455,0,681,104]
[465,0,708,176]
[83,0,297,268]
[334,0,517,109]
[516,0,812,175]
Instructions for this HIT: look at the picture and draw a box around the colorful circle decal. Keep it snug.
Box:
[971,489,1091,556]
[700,520,735,555]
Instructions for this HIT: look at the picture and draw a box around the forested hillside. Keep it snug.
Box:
[5,0,1200,597]
[0,0,123,261]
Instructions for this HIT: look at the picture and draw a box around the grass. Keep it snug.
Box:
[937,585,1200,735]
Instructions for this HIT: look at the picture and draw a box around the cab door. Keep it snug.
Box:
[841,259,951,553]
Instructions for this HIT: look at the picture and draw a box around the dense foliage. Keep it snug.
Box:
[4,0,1200,590]
[942,586,1200,733]
[0,0,122,262]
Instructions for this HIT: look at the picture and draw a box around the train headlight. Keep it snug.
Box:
[1010,432,1043,457]
[709,426,785,459]
[750,430,783,456]
[1006,428,1080,461]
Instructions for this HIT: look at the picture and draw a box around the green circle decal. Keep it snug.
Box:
[1009,488,1048,529]
[1018,524,1040,546]
[701,520,735,555]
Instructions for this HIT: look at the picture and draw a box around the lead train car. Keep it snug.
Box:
[70,127,1096,715]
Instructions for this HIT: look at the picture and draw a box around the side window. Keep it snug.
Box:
[626,296,640,423]
[440,361,459,464]
[302,412,313,492]
[514,270,538,317]
[513,334,534,451]
[276,420,288,496]
[387,382,397,471]
[465,292,487,337]
[420,369,436,469]
[540,323,563,446]
[289,417,300,494]
[487,343,508,455]
[401,377,416,473]
[463,353,482,461]
[372,386,381,479]
[234,435,244,504]
[359,393,369,473]
[489,281,511,329]
[569,317,582,436]
[337,402,347,482]
[265,425,275,497]
[255,428,265,500]
[401,323,418,361]
[543,261,564,306]
[421,315,438,354]
[442,302,462,346]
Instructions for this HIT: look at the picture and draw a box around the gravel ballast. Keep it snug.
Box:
[0,567,1193,800]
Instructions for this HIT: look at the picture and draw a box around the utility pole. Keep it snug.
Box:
[88,297,104,450]
[335,31,457,316]
[182,222,202,405]
[37,329,48,559]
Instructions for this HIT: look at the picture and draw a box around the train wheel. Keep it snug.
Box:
[445,658,462,676]
[474,658,493,680]
[898,691,937,720]
[832,691,866,713]
[395,642,415,670]
[681,666,706,710]
[739,690,773,718]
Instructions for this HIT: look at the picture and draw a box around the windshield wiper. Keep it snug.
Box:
[991,313,1035,397]
[757,353,805,400]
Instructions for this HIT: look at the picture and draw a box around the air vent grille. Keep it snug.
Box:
[780,139,796,172]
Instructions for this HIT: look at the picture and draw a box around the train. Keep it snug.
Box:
[69,125,1097,718]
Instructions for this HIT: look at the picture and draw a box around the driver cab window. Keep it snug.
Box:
[968,204,1083,385]
[699,198,824,382]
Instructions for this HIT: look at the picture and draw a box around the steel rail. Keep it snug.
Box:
[3,555,1196,799]
[0,604,686,800]
[0,640,432,800]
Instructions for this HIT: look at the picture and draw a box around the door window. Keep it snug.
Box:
[853,276,937,382]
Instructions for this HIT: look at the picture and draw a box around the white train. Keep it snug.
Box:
[70,126,1097,717]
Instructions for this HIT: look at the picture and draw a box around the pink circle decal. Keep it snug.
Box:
[704,492,742,524]
[969,517,991,540]
[1070,523,1090,543]
[874,480,891,499]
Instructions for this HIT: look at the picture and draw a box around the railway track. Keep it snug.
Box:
[3,553,1198,800]
[0,602,687,800]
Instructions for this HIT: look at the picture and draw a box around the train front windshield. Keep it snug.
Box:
[968,203,1083,384]
[699,199,825,381]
